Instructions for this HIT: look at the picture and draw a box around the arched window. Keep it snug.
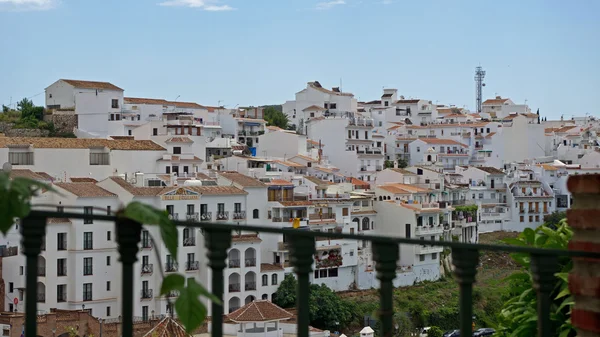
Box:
[362,217,370,231]
[253,209,259,219]
[262,294,268,300]
[262,274,268,286]
[272,274,278,285]
[427,154,432,162]
[378,196,383,201]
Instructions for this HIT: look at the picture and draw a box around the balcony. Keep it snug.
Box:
[200,212,212,221]
[183,237,196,247]
[165,262,178,273]
[186,261,200,271]
[166,290,179,298]
[245,282,256,291]
[12,178,600,337]
[233,211,246,220]
[141,264,153,275]
[348,118,374,127]
[415,225,444,235]
[37,265,45,277]
[308,213,336,221]
[141,289,153,299]
[229,284,240,293]
[168,213,179,220]
[216,212,229,221]
[141,240,153,249]
[245,258,256,267]
[186,213,199,221]
[229,259,240,268]
[37,293,45,303]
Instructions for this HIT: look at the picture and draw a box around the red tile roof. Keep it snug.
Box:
[260,263,285,272]
[55,183,117,198]
[232,234,262,243]
[227,301,293,322]
[483,97,510,105]
[124,97,169,105]
[142,316,191,337]
[61,79,123,91]
[218,171,266,187]
[417,138,468,147]
[266,179,294,186]
[70,177,98,183]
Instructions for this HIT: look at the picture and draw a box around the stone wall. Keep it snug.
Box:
[44,114,78,134]
[4,129,49,137]
[567,174,600,337]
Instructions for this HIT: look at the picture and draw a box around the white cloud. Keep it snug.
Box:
[0,0,58,11]
[315,0,345,10]
[158,0,235,11]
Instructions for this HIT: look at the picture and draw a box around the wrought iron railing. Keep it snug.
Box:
[13,209,600,337]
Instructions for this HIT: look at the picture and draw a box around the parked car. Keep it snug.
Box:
[443,330,460,337]
[419,327,431,337]
[473,328,496,336]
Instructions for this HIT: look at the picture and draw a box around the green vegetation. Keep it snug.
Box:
[497,216,573,337]
[263,106,289,129]
[427,326,443,337]
[543,211,567,229]
[397,158,408,168]
[274,274,353,331]
[0,172,217,333]
[1,98,75,137]
[384,160,395,169]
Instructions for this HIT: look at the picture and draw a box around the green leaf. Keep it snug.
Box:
[522,228,535,245]
[188,278,222,305]
[175,284,208,333]
[122,202,178,257]
[555,272,569,283]
[160,274,185,295]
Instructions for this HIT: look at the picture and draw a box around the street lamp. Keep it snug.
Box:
[98,318,103,337]
[82,304,85,311]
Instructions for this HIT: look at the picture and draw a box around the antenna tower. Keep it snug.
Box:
[474,66,486,113]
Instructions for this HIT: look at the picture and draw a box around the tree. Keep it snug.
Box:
[384,160,395,169]
[497,220,574,337]
[397,159,408,168]
[263,106,289,129]
[16,98,34,112]
[2,105,9,113]
[543,211,566,229]
[427,326,443,337]
[273,273,297,308]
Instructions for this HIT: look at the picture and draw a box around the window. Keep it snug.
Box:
[57,285,66,303]
[111,99,119,109]
[262,275,268,286]
[106,306,111,317]
[9,282,13,293]
[405,224,411,238]
[153,128,158,136]
[142,306,149,322]
[529,216,533,222]
[83,257,93,275]
[57,258,67,276]
[173,147,181,154]
[106,256,111,266]
[520,216,524,222]
[107,231,111,241]
[420,255,425,262]
[107,206,111,215]
[8,152,34,165]
[90,152,109,165]
[234,203,242,213]
[384,101,389,107]
[253,209,259,219]
[57,233,67,250]
[83,283,92,301]
[432,253,437,260]
[535,215,540,222]
[107,281,111,291]
[20,266,23,275]
[217,203,225,214]
[328,268,338,277]
[83,232,93,250]
[128,130,132,136]
[84,207,93,224]
[417,147,420,152]
[272,274,278,285]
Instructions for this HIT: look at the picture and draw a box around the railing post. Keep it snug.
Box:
[452,248,479,337]
[373,242,399,337]
[204,228,232,337]
[115,217,142,337]
[567,174,600,336]
[530,254,559,337]
[289,235,315,337]
[20,215,46,337]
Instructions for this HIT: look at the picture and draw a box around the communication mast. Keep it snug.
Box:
[474,66,486,113]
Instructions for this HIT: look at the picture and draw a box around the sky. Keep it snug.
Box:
[0,0,599,119]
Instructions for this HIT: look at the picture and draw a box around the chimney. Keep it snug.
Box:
[332,87,340,93]
[496,96,501,99]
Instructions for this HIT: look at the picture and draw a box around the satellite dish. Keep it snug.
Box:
[2,162,12,173]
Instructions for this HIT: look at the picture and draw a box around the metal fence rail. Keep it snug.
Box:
[17,209,600,337]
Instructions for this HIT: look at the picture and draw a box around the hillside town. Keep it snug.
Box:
[0,77,598,337]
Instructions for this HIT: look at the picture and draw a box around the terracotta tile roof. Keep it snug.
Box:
[388,168,416,175]
[218,171,266,187]
[61,79,123,91]
[55,183,117,198]
[426,122,490,128]
[304,176,333,187]
[313,166,335,174]
[308,81,354,97]
[307,139,324,147]
[157,155,203,162]
[273,160,305,168]
[260,263,285,272]
[537,164,559,171]
[555,125,578,133]
[381,93,393,98]
[108,177,166,196]
[166,137,193,143]
[195,172,214,180]
[351,210,377,215]
[378,183,431,194]
[302,105,326,112]
[483,97,510,105]
[416,138,468,147]
[124,97,169,105]
[485,132,496,138]
[279,200,313,207]
[351,177,370,187]
[47,218,72,224]
[142,316,191,337]
[443,113,466,118]
[387,124,404,131]
[266,179,294,186]
[35,172,54,180]
[232,234,262,243]
[9,169,48,180]
[70,177,98,183]
[227,300,293,322]
[108,176,248,196]
[363,100,381,105]
[290,154,317,163]
[396,99,421,104]
[476,166,505,175]
[170,101,205,109]
[0,137,165,151]
[109,136,135,140]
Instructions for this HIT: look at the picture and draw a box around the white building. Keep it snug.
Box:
[481,96,531,119]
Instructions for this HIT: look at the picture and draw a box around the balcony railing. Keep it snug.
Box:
[168,213,179,220]
[186,213,199,221]
[37,265,45,277]
[37,293,45,303]
[245,258,256,267]
[229,284,240,293]
[200,212,212,221]
[245,282,256,291]
[183,237,196,246]
[141,289,153,299]
[228,259,240,268]
[12,201,600,337]
[216,211,229,221]
[165,262,178,273]
[141,240,153,249]
[186,261,200,271]
[141,264,153,275]
[233,211,246,220]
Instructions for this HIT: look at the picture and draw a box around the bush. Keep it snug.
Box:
[427,326,443,337]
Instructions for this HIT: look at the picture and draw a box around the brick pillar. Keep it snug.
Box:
[567,174,600,337]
